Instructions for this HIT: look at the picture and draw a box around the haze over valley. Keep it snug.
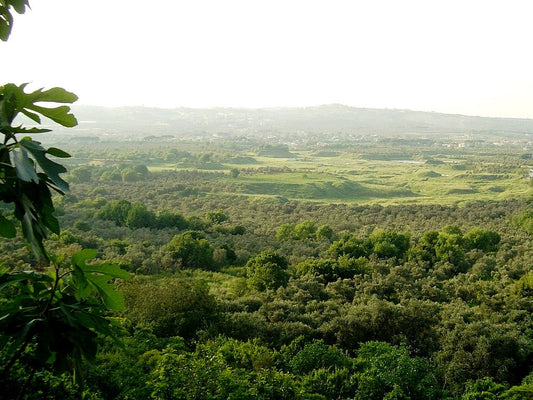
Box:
[43,104,533,144]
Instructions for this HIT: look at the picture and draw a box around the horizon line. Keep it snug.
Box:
[72,103,533,121]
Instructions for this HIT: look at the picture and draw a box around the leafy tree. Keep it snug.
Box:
[132,164,149,175]
[120,164,149,182]
[122,277,218,338]
[99,168,122,182]
[68,166,92,183]
[296,258,339,281]
[512,272,533,297]
[95,199,132,226]
[301,367,356,400]
[246,250,289,291]
[146,339,298,400]
[276,223,296,241]
[155,211,188,230]
[229,224,246,235]
[329,235,370,259]
[85,325,179,400]
[316,224,334,241]
[502,372,533,399]
[296,257,368,282]
[288,339,349,375]
[461,377,507,400]
[435,302,529,395]
[464,228,501,253]
[230,168,240,178]
[59,229,84,245]
[367,230,410,259]
[166,230,215,270]
[512,210,533,235]
[73,220,91,232]
[125,203,156,229]
[186,215,207,230]
[409,230,439,265]
[205,209,229,224]
[354,341,440,400]
[276,220,331,242]
[216,244,237,265]
[434,226,469,271]
[294,220,317,240]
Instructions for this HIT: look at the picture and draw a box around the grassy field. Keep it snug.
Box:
[144,147,533,205]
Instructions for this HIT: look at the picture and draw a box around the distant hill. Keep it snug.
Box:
[42,104,533,141]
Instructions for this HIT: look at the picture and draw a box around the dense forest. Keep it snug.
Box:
[2,133,533,399]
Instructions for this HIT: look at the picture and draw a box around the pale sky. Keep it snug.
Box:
[3,0,533,118]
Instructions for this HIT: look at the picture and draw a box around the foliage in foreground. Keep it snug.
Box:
[1,8,130,396]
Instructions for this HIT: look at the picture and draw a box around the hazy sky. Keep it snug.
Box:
[2,0,533,118]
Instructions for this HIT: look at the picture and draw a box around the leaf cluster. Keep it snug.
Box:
[0,250,129,383]
[0,0,29,41]
[0,83,78,258]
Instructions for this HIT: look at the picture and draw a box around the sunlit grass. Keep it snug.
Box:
[215,153,532,205]
[89,145,533,206]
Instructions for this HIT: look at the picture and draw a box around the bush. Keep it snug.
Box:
[166,231,215,270]
[246,250,289,291]
[122,277,218,338]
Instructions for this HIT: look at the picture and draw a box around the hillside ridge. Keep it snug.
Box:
[51,103,533,140]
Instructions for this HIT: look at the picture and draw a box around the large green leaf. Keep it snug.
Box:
[80,261,131,280]
[22,86,79,127]
[61,305,113,336]
[0,270,53,292]
[19,138,69,192]
[11,146,38,183]
[8,0,29,14]
[20,199,46,258]
[47,147,71,158]
[26,104,77,127]
[88,274,125,310]
[0,213,15,238]
[35,179,60,233]
[71,249,130,311]
[71,248,98,266]
[15,185,58,259]
[5,125,52,134]
[19,107,41,124]
[27,86,79,104]
[0,5,14,42]
[0,83,78,128]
